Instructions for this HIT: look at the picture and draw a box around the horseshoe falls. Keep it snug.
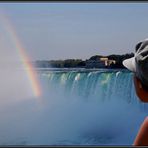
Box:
[0,69,148,146]
[37,69,148,145]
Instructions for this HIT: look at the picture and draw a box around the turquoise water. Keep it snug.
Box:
[0,68,147,146]
[37,68,148,145]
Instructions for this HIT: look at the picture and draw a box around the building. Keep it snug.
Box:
[100,57,116,66]
[85,57,116,68]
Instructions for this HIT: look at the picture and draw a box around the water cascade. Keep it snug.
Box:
[0,69,148,145]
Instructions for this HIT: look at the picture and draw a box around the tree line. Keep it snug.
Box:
[34,52,134,69]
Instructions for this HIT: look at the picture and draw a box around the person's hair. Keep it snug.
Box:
[141,81,148,92]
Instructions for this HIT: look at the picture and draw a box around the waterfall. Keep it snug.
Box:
[40,69,146,109]
[27,69,147,145]
[0,69,147,145]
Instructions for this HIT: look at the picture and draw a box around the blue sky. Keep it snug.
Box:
[0,2,148,60]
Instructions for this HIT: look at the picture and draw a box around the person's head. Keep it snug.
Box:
[123,38,148,102]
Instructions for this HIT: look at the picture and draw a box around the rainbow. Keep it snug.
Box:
[0,13,42,98]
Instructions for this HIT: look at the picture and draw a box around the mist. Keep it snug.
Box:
[0,70,147,145]
[0,25,147,145]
